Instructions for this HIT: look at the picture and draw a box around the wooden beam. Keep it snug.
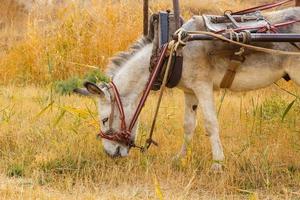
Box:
[143,0,149,36]
[296,0,300,6]
[173,0,181,30]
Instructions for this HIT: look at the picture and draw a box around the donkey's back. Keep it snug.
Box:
[180,7,300,92]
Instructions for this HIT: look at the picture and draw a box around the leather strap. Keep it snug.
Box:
[220,55,244,88]
[166,53,183,88]
[233,0,293,15]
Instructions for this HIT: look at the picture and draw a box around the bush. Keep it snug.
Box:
[8,164,24,178]
[54,69,109,95]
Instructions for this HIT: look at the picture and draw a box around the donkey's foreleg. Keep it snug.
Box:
[193,82,225,171]
[177,91,198,157]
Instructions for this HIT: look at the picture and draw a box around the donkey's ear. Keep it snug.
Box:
[73,88,91,96]
[83,82,103,96]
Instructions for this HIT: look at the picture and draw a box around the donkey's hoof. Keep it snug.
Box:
[211,163,223,173]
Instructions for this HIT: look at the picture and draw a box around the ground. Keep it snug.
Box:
[0,84,300,199]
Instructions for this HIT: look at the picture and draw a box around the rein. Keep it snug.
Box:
[98,44,169,150]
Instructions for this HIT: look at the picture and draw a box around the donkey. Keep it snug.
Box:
[75,7,300,171]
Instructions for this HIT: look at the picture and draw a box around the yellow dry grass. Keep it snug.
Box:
[0,0,285,84]
[0,0,300,199]
[0,83,300,199]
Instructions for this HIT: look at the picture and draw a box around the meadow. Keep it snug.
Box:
[0,0,300,199]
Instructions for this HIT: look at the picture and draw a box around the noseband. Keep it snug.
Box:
[97,44,169,149]
[98,82,134,147]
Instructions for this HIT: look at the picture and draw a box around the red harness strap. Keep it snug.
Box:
[257,19,300,33]
[216,19,300,34]
[98,44,169,148]
[233,0,293,15]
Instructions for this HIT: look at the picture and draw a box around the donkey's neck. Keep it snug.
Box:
[112,43,153,111]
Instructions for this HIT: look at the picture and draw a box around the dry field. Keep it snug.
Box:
[0,0,300,199]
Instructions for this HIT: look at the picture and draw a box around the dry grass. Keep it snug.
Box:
[0,0,300,199]
[0,0,285,85]
[0,83,300,199]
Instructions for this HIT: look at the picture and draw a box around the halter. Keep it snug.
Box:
[97,81,133,147]
[97,44,169,149]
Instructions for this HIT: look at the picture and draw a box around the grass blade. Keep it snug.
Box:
[33,101,54,120]
[54,109,66,126]
[282,99,296,121]
[217,89,227,116]
[61,106,89,119]
[153,174,164,200]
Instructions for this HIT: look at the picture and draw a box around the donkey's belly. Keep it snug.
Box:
[229,68,284,91]
[212,56,285,92]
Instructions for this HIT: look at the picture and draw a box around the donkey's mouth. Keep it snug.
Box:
[104,146,121,158]
[103,140,130,158]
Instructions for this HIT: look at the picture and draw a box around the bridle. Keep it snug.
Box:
[98,81,134,147]
[97,44,169,149]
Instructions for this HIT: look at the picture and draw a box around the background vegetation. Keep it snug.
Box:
[0,0,299,199]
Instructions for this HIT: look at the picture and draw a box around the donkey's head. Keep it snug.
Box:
[73,36,153,157]
[74,81,137,157]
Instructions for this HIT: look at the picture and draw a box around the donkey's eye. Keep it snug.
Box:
[102,118,109,125]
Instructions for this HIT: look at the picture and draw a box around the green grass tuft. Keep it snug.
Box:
[54,69,109,95]
[7,164,24,178]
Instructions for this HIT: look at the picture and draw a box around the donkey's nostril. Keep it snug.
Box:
[102,117,109,125]
[115,146,121,156]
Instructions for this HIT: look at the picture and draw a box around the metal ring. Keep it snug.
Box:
[224,10,233,15]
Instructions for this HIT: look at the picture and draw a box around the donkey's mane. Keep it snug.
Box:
[106,37,152,77]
